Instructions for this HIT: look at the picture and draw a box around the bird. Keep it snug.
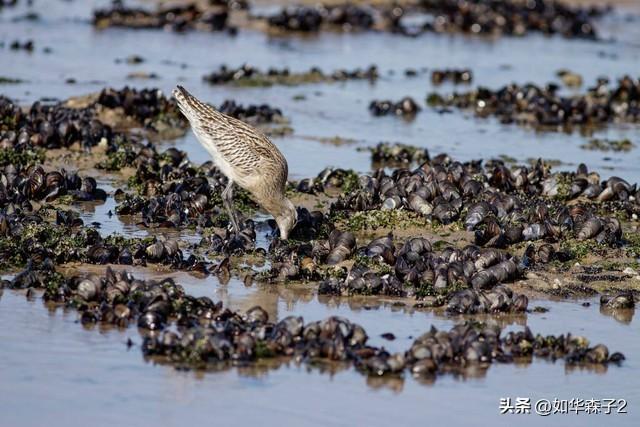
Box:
[172,85,297,239]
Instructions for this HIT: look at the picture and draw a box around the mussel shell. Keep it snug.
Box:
[600,293,635,309]
[87,244,118,264]
[26,166,46,198]
[137,311,166,330]
[246,306,269,324]
[432,202,458,224]
[76,278,100,301]
[577,216,602,240]
[408,193,433,215]
[146,241,166,260]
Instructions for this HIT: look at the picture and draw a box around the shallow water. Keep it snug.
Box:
[2,0,640,425]
[2,1,640,181]
[0,273,638,427]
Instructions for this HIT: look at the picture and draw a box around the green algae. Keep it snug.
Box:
[336,209,429,232]
[0,222,95,269]
[0,147,45,167]
[97,147,137,171]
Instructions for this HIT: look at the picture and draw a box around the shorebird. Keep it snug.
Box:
[173,85,297,239]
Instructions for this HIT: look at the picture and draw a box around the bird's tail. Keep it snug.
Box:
[172,85,199,119]
[172,85,190,106]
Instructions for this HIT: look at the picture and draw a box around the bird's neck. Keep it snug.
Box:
[261,195,289,218]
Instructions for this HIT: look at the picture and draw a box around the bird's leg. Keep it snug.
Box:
[222,180,240,234]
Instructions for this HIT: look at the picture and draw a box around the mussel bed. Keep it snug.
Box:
[203,64,379,87]
[427,76,640,130]
[0,268,624,379]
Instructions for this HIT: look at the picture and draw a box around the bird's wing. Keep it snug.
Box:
[173,86,285,178]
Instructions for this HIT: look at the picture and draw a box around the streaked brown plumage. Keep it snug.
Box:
[173,85,297,239]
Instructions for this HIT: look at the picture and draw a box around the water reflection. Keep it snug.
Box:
[599,306,635,324]
[565,362,609,376]
[2,275,632,390]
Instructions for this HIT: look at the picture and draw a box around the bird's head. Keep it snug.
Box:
[275,198,298,240]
